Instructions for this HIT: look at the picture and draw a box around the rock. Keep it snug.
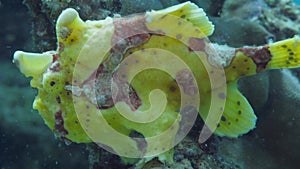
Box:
[120,0,163,15]
[160,0,180,7]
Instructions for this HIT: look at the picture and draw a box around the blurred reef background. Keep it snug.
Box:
[0,0,299,169]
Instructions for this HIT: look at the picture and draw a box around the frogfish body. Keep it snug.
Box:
[13,2,300,161]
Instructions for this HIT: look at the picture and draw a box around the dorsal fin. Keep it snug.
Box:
[146,1,214,37]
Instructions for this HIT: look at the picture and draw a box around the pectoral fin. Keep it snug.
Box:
[214,81,257,137]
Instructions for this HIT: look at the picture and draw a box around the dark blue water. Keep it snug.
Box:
[294,0,300,4]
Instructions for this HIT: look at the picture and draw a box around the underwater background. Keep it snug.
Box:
[1,0,300,169]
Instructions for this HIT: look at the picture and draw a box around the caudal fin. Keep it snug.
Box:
[266,36,300,69]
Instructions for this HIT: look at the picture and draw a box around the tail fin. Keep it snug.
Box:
[225,36,300,82]
[266,36,300,69]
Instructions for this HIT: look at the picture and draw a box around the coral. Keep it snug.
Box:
[210,17,272,47]
[206,0,273,47]
[208,0,300,47]
[260,0,300,40]
[222,0,266,20]
[256,69,300,163]
[220,0,300,41]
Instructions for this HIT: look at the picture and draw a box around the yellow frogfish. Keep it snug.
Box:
[12,1,300,162]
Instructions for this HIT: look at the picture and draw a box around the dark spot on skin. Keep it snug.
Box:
[217,123,220,128]
[162,147,166,151]
[232,66,236,69]
[235,119,239,122]
[56,96,61,104]
[289,52,294,55]
[75,120,78,124]
[66,92,70,96]
[289,57,294,60]
[210,70,214,74]
[180,15,186,18]
[287,49,292,52]
[218,93,226,100]
[86,119,90,122]
[86,105,90,109]
[244,59,248,62]
[220,107,224,111]
[228,122,231,125]
[238,110,242,115]
[163,43,167,47]
[176,34,182,40]
[160,14,167,19]
[237,101,241,105]
[135,59,139,63]
[70,39,74,42]
[50,81,56,86]
[129,51,133,54]
[286,61,291,64]
[221,116,226,121]
[247,67,250,70]
[169,85,176,92]
[282,45,287,48]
